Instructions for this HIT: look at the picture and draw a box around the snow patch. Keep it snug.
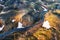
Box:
[0,11,10,14]
[0,25,4,31]
[12,19,15,22]
[41,6,47,11]
[42,21,51,29]
[17,22,24,28]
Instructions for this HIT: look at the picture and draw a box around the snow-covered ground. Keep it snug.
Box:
[0,11,10,14]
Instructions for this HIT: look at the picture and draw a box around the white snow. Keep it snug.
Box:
[1,11,6,13]
[41,6,47,11]
[17,22,24,28]
[42,21,51,29]
[0,11,10,14]
[0,25,4,31]
[12,20,24,28]
[12,19,15,22]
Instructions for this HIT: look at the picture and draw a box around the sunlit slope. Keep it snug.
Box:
[44,10,60,30]
[33,10,60,40]
[33,28,52,40]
